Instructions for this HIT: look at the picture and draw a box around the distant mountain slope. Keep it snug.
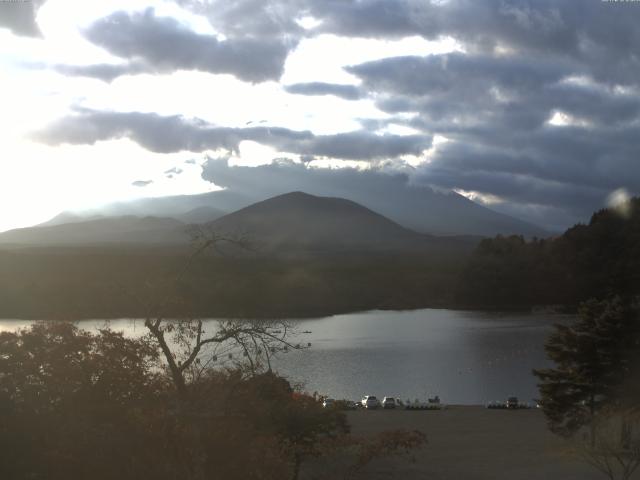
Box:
[67,190,251,220]
[38,211,105,227]
[366,187,548,237]
[36,183,547,238]
[0,216,188,246]
[177,206,227,224]
[207,191,453,252]
[0,193,480,254]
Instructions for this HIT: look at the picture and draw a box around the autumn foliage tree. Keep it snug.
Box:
[0,321,426,480]
[0,322,167,480]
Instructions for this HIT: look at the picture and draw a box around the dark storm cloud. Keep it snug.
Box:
[33,109,430,161]
[0,1,45,37]
[177,0,426,41]
[60,0,640,87]
[177,0,305,40]
[290,131,430,160]
[75,8,294,82]
[284,82,362,100]
[31,109,306,153]
[340,37,640,228]
[415,142,608,213]
[100,0,640,87]
[43,0,640,229]
[348,52,570,129]
[307,0,640,87]
[353,53,640,129]
[410,116,640,194]
[408,122,640,228]
[347,53,571,98]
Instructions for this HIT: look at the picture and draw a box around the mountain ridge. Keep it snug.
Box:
[0,215,188,246]
[206,191,431,252]
[0,192,480,253]
[26,185,548,238]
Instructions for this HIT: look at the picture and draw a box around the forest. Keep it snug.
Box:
[456,197,640,309]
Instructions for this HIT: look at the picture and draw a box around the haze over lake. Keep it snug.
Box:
[0,309,566,405]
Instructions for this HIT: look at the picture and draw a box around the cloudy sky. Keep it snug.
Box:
[1,0,639,233]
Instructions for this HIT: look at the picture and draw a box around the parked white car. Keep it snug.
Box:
[382,396,397,409]
[361,395,380,409]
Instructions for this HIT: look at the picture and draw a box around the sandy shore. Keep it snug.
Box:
[307,406,615,480]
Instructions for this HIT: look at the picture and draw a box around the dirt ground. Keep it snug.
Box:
[305,406,624,480]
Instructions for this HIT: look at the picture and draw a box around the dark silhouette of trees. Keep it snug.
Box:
[456,235,562,307]
[0,227,428,479]
[457,197,640,309]
[0,322,426,480]
[533,296,640,479]
[533,297,640,438]
[0,323,338,479]
[138,227,305,397]
[0,322,167,480]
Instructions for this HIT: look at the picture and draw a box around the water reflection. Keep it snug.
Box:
[270,309,565,404]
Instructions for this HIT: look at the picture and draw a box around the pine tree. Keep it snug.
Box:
[533,297,639,438]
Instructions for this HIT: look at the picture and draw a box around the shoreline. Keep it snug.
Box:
[0,304,574,322]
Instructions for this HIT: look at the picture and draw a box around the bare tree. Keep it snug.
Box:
[575,411,640,480]
[142,225,305,396]
[144,316,302,395]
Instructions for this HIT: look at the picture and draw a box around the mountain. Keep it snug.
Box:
[0,216,188,246]
[62,190,251,220]
[0,193,482,318]
[38,211,104,227]
[206,191,473,253]
[177,206,227,224]
[37,185,547,238]
[365,187,548,238]
[0,192,481,253]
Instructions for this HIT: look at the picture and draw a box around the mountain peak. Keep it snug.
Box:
[208,191,425,252]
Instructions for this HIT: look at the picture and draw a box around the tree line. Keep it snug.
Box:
[456,197,640,309]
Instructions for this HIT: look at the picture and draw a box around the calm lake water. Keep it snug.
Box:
[0,309,568,405]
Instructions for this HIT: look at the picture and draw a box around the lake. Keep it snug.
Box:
[0,309,568,405]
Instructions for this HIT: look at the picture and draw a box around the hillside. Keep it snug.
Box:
[177,206,227,224]
[0,193,480,253]
[207,191,432,252]
[456,197,640,308]
[0,192,481,318]
[36,184,548,238]
[0,216,188,246]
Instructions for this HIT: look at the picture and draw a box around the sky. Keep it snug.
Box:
[1,0,639,233]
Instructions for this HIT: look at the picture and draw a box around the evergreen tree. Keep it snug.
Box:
[533,297,640,438]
